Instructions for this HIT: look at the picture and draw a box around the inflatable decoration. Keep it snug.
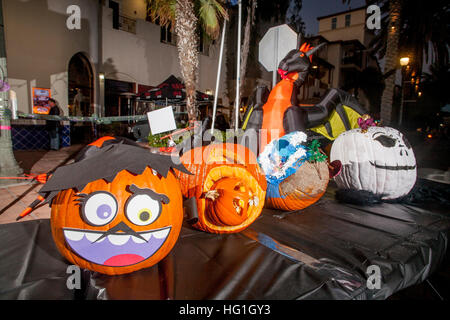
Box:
[330,118,417,201]
[176,143,267,234]
[258,131,330,211]
[38,136,190,275]
[243,42,368,154]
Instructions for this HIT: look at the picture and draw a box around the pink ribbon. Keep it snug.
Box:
[0,125,11,130]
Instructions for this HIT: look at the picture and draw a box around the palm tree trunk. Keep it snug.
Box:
[239,0,257,98]
[175,0,199,123]
[380,0,401,124]
[230,0,256,129]
[0,0,23,185]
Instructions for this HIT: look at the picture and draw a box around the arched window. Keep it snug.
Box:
[68,52,93,116]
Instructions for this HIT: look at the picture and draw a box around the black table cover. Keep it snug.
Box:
[1,182,449,300]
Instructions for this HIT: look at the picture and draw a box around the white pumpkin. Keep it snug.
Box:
[330,126,417,200]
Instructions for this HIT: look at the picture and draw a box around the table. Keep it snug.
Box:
[1,181,449,300]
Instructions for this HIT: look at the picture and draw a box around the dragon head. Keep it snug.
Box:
[277,43,320,86]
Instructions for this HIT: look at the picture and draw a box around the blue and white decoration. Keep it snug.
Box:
[257,131,309,185]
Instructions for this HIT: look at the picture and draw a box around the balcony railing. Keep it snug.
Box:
[119,15,136,34]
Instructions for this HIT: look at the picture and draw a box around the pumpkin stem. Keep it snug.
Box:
[205,190,220,201]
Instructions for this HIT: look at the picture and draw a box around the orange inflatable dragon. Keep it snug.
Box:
[260,43,314,149]
[243,42,368,154]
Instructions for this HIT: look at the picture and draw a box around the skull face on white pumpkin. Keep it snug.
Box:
[330,126,417,199]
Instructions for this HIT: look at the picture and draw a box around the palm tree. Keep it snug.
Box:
[368,0,449,75]
[147,0,227,122]
[379,0,401,124]
[344,0,449,124]
[0,1,23,184]
[226,0,257,129]
[239,0,257,104]
[226,0,302,126]
[236,0,304,121]
[343,0,401,124]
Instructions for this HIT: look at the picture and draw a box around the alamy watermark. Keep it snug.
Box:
[65,4,381,31]
[366,265,381,290]
[66,5,81,30]
[66,265,81,290]
[366,5,381,30]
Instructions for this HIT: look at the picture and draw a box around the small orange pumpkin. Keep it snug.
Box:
[41,137,189,275]
[176,143,267,234]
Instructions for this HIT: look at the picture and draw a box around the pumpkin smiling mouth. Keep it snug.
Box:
[369,161,416,170]
[63,226,171,267]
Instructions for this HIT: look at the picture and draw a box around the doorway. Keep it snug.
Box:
[68,52,94,144]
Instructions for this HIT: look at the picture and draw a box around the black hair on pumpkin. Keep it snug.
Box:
[38,136,191,206]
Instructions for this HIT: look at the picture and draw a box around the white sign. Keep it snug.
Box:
[259,24,298,72]
[147,106,177,135]
[258,24,298,86]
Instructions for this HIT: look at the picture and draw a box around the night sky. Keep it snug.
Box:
[298,0,366,35]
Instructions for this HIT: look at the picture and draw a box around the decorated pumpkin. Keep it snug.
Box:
[176,143,267,234]
[258,132,330,211]
[330,125,417,200]
[39,137,190,275]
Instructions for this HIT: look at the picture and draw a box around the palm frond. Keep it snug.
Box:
[147,0,177,29]
[196,0,228,39]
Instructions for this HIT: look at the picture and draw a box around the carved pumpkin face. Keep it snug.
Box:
[50,167,183,276]
[176,143,267,234]
[330,126,417,199]
[207,177,254,226]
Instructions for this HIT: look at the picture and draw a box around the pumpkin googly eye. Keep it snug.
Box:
[81,191,118,226]
[125,194,161,226]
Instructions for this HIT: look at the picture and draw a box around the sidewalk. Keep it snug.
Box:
[0,145,84,224]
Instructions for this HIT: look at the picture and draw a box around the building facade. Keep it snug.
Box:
[4,0,227,148]
[297,6,381,111]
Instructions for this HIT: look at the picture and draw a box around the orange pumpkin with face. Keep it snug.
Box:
[176,143,267,234]
[40,137,189,275]
[50,167,183,275]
